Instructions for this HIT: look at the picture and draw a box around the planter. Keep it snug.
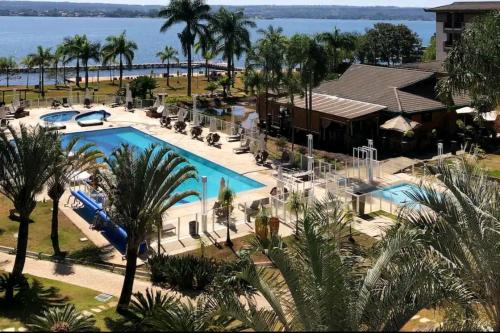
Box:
[255,215,268,240]
[351,195,366,216]
[269,217,280,236]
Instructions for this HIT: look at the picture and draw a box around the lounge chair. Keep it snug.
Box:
[174,120,187,134]
[62,97,70,108]
[160,116,172,129]
[273,149,294,169]
[84,98,92,109]
[255,150,269,165]
[126,101,134,112]
[147,105,164,118]
[227,127,243,142]
[238,198,270,222]
[233,138,250,154]
[190,126,203,140]
[110,96,122,108]
[51,99,61,109]
[206,132,221,147]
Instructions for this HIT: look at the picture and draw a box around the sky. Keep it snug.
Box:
[15,0,499,8]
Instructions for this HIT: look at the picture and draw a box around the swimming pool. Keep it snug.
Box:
[62,127,264,204]
[75,110,110,122]
[40,111,80,123]
[376,183,422,205]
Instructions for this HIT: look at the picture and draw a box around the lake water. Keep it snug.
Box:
[0,16,435,85]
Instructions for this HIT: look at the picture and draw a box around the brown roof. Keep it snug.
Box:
[398,61,445,73]
[278,93,386,120]
[314,64,448,114]
[425,1,500,12]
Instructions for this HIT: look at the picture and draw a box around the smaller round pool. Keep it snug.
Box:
[40,111,80,123]
[75,110,111,122]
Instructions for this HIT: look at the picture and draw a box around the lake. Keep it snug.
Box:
[0,16,435,85]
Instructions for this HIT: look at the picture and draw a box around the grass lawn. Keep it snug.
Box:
[0,195,98,257]
[480,154,500,179]
[0,272,123,331]
[1,74,247,104]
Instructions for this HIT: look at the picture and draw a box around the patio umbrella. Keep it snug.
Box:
[456,106,475,114]
[259,133,267,151]
[481,110,498,122]
[125,84,133,105]
[380,115,421,133]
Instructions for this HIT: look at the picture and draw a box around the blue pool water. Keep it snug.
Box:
[376,183,422,205]
[62,127,264,203]
[75,110,111,122]
[40,111,80,123]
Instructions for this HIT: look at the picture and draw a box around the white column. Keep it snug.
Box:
[201,176,207,233]
[307,134,313,157]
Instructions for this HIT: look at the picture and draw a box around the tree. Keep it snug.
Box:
[28,304,96,332]
[211,7,255,90]
[318,27,356,73]
[399,157,500,330]
[100,144,198,313]
[129,76,158,99]
[29,46,52,97]
[422,33,436,62]
[218,185,235,247]
[216,195,466,331]
[156,46,179,87]
[0,56,17,87]
[101,31,138,88]
[159,0,211,97]
[55,44,70,85]
[47,137,102,256]
[0,125,59,300]
[286,191,303,237]
[63,34,87,88]
[79,39,101,89]
[194,30,215,81]
[20,55,35,89]
[438,12,500,112]
[205,81,219,96]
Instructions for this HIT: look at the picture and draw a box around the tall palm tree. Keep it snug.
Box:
[63,34,86,88]
[211,7,255,90]
[218,185,234,247]
[194,31,215,81]
[20,55,35,89]
[159,0,211,97]
[101,31,137,89]
[29,46,52,97]
[28,304,96,332]
[156,46,179,87]
[0,56,17,87]
[400,157,500,330]
[318,27,356,73]
[0,125,59,300]
[47,137,102,256]
[55,44,70,85]
[79,39,101,89]
[100,144,198,313]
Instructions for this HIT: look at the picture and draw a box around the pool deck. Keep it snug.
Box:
[9,104,287,261]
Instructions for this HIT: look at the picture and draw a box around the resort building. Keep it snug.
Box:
[425,1,500,61]
[257,64,468,154]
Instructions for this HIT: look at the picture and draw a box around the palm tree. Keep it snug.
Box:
[63,34,86,88]
[47,137,102,256]
[286,191,303,237]
[194,31,215,81]
[79,39,101,89]
[29,46,52,97]
[400,157,500,330]
[101,31,137,88]
[100,144,198,313]
[159,0,211,97]
[20,55,35,89]
[218,185,235,247]
[318,27,356,73]
[127,288,232,331]
[28,304,96,332]
[156,46,179,87]
[55,44,70,85]
[0,125,59,300]
[0,56,17,87]
[216,195,466,331]
[211,7,255,90]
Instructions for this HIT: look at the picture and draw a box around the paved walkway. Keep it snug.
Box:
[0,252,153,297]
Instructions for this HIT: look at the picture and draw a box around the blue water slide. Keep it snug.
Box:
[71,190,147,255]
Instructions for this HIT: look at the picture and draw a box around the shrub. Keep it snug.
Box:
[129,76,158,99]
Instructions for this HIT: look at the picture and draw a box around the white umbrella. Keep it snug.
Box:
[456,106,475,114]
[125,84,133,104]
[481,110,498,122]
[380,115,421,133]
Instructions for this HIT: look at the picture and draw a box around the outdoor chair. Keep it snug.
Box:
[160,116,172,129]
[273,149,294,169]
[233,138,250,154]
[227,127,243,142]
[84,98,92,109]
[126,101,134,112]
[190,126,203,140]
[62,97,70,108]
[238,198,269,222]
[206,132,221,147]
[174,120,187,134]
[255,150,269,166]
[51,99,61,109]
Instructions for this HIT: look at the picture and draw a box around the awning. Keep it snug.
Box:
[380,115,421,133]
